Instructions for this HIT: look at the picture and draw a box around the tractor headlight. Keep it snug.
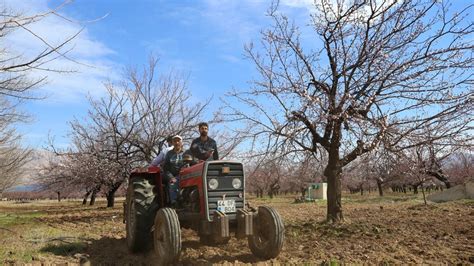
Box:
[208,178,219,190]
[232,178,242,189]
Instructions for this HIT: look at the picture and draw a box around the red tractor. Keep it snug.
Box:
[124,160,285,264]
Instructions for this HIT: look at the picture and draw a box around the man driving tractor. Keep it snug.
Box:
[162,135,186,205]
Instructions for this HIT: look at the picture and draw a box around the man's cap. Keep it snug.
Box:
[172,135,183,141]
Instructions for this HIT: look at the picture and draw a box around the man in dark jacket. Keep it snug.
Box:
[163,135,185,205]
[190,122,219,161]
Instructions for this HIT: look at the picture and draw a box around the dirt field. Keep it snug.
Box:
[0,193,473,265]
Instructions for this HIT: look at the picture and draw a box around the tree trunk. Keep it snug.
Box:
[421,185,427,205]
[268,183,279,199]
[82,190,91,205]
[413,185,418,194]
[377,180,384,197]
[90,190,97,206]
[106,184,121,208]
[89,185,101,206]
[106,192,115,207]
[57,191,61,202]
[324,150,343,223]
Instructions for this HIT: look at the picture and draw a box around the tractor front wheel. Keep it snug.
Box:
[248,206,284,259]
[154,208,181,265]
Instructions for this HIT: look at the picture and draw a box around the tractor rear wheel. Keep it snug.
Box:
[248,206,284,259]
[126,176,158,253]
[154,208,181,265]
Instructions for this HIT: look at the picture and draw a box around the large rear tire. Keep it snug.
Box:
[126,176,158,253]
[154,208,181,265]
[248,206,284,259]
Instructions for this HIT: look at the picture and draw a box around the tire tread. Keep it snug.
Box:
[126,176,158,253]
[155,208,181,265]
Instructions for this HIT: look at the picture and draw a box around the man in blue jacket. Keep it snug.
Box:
[163,135,185,205]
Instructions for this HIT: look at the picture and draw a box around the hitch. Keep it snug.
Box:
[236,209,254,238]
[200,211,230,240]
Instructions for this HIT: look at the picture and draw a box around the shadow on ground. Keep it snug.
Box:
[40,242,87,256]
[39,236,263,265]
[179,239,260,264]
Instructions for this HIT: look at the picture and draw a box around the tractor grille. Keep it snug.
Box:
[206,162,244,221]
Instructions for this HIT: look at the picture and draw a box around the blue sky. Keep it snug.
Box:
[4,0,313,149]
[7,0,470,150]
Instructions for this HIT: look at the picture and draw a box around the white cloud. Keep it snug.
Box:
[280,0,315,9]
[201,0,264,44]
[2,0,119,104]
[198,0,319,60]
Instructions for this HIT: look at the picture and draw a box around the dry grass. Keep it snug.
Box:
[0,193,473,265]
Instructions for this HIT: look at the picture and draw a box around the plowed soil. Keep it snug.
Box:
[1,193,473,265]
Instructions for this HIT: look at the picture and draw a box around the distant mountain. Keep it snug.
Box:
[16,149,53,186]
[6,184,41,192]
